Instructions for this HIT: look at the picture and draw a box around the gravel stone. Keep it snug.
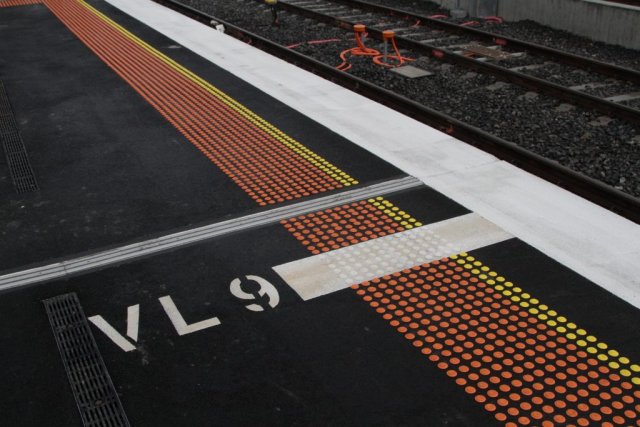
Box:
[182,0,640,198]
[484,81,511,91]
[364,0,640,70]
[623,98,640,110]
[518,91,539,101]
[555,103,575,112]
[589,116,615,127]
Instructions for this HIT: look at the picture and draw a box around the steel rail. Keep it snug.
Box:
[152,0,640,224]
[324,0,640,85]
[603,0,640,6]
[274,0,640,126]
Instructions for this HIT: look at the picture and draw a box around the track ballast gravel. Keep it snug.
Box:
[181,0,640,198]
[364,0,640,71]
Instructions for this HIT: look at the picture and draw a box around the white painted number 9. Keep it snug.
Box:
[229,275,280,312]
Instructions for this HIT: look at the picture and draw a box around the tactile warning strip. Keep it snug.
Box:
[282,199,640,426]
[43,293,130,427]
[354,260,640,427]
[0,81,38,194]
[44,0,357,206]
[454,254,640,387]
[0,0,41,7]
[22,1,638,423]
[281,197,422,255]
[275,213,511,301]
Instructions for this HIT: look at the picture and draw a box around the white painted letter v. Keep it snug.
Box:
[88,305,140,352]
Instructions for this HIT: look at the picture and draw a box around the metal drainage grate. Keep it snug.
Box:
[0,81,38,194]
[43,293,131,427]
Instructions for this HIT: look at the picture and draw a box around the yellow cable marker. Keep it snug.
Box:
[78,0,357,187]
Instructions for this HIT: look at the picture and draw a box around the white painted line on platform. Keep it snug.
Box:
[0,177,421,292]
[274,213,512,300]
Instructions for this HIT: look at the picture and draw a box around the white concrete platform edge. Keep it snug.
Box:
[107,0,640,308]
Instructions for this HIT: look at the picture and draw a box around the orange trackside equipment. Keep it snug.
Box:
[337,24,413,71]
[336,24,379,72]
[373,31,413,68]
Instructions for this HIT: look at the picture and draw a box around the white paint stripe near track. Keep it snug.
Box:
[0,176,421,292]
[273,213,513,301]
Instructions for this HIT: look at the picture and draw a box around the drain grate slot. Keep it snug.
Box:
[0,112,17,135]
[0,81,38,194]
[43,293,131,427]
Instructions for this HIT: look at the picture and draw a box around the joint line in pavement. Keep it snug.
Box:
[0,176,422,292]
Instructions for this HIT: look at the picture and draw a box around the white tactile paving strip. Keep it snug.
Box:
[274,213,513,300]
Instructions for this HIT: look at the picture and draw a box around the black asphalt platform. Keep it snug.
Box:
[2,2,640,427]
[1,186,639,426]
[0,1,401,272]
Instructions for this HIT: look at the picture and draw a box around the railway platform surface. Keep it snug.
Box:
[1,0,639,426]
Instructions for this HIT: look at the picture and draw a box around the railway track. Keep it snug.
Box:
[152,0,640,223]
[271,0,640,125]
[313,0,640,81]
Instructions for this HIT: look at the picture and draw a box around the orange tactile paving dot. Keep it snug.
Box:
[280,198,419,255]
[19,0,640,423]
[352,259,640,427]
[43,0,356,206]
[0,0,41,7]
[282,200,640,426]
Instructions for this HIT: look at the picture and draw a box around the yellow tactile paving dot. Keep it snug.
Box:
[454,253,640,387]
[369,197,423,230]
[354,257,640,427]
[281,198,412,255]
[80,0,358,189]
[282,197,639,426]
[44,0,359,206]
[24,0,640,423]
